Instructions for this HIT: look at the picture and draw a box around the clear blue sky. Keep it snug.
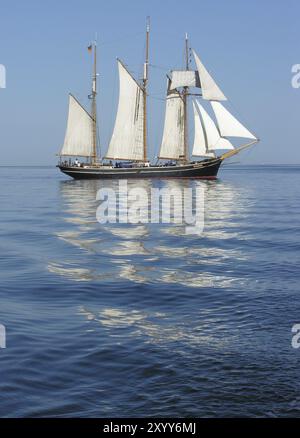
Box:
[0,0,299,165]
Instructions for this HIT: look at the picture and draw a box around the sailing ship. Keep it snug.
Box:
[57,21,259,179]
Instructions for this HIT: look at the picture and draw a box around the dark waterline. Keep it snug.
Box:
[0,165,300,417]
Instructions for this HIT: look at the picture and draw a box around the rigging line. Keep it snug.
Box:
[148,92,166,99]
[239,142,258,160]
[149,64,170,71]
[148,95,165,101]
[99,31,144,47]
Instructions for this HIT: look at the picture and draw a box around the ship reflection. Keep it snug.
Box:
[49,177,250,286]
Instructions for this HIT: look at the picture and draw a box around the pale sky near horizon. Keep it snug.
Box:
[0,0,299,165]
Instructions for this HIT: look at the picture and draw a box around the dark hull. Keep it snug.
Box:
[58,159,222,180]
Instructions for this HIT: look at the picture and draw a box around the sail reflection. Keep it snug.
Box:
[77,305,228,349]
[49,177,251,287]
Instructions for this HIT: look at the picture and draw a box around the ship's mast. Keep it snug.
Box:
[183,33,190,163]
[91,40,98,164]
[143,17,150,162]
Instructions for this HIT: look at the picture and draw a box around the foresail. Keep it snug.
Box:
[106,60,144,161]
[193,51,227,102]
[159,91,185,160]
[192,101,214,157]
[195,101,234,151]
[60,94,94,157]
[211,101,257,140]
[170,70,200,90]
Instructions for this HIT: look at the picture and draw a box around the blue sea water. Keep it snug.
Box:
[0,165,300,418]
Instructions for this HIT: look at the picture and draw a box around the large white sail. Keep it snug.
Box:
[170,70,200,90]
[60,94,94,157]
[192,101,215,157]
[211,101,257,140]
[106,60,144,161]
[159,91,185,160]
[193,51,227,102]
[195,101,234,151]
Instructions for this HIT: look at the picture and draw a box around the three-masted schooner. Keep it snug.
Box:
[57,21,259,179]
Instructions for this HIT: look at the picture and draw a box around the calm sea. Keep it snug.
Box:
[0,165,300,418]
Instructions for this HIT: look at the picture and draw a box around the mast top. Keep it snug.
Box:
[185,33,190,71]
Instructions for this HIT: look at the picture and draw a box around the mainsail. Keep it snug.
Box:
[211,101,257,140]
[105,60,145,161]
[195,100,234,151]
[60,94,94,157]
[159,90,185,160]
[193,50,227,102]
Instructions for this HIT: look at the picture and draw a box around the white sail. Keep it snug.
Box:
[211,101,257,140]
[192,101,214,157]
[193,50,227,102]
[170,70,200,90]
[195,101,234,151]
[106,60,144,161]
[60,94,94,157]
[159,92,185,160]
